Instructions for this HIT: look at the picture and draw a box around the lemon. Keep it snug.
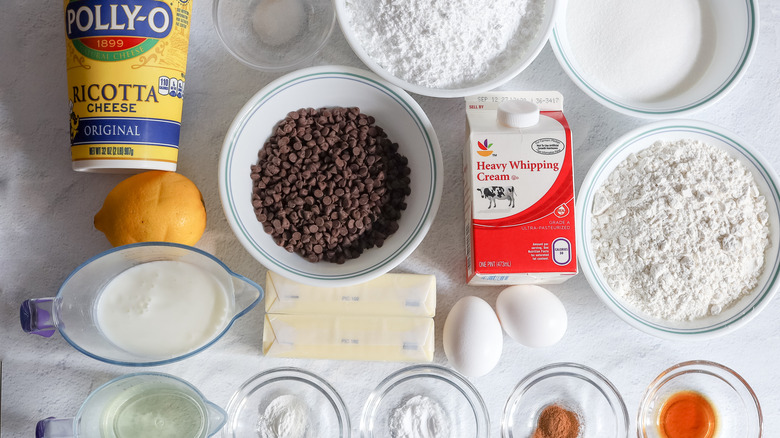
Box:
[94,171,207,246]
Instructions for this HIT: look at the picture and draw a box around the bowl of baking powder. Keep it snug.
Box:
[360,364,489,437]
[577,120,780,340]
[552,0,758,118]
[334,0,559,98]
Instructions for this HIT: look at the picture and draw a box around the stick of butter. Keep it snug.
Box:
[265,271,436,317]
[263,314,434,362]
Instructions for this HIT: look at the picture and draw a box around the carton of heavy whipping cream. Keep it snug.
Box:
[464,91,577,285]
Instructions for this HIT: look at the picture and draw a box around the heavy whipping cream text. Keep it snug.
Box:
[464,92,577,285]
[476,160,560,181]
[65,0,192,172]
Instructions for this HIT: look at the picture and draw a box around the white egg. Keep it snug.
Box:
[496,285,567,347]
[443,296,503,377]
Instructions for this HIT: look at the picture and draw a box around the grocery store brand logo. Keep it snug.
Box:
[65,0,173,61]
[477,138,494,157]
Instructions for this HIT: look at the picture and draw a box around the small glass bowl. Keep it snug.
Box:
[638,360,763,438]
[213,0,335,71]
[502,362,629,438]
[222,367,350,437]
[360,364,489,438]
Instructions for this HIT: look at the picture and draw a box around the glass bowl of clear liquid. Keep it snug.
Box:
[36,372,227,438]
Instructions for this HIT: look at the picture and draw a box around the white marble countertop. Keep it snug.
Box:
[2,1,780,436]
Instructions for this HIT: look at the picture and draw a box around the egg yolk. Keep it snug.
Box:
[657,390,717,438]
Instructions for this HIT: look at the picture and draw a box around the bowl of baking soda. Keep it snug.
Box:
[576,120,780,340]
[552,0,758,117]
[334,0,559,98]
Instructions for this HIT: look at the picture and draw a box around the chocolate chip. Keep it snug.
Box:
[250,106,412,264]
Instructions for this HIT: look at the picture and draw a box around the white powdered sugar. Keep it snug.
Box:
[256,395,309,438]
[591,139,770,321]
[345,0,545,89]
[389,395,450,438]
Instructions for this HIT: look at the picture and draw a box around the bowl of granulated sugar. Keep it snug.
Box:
[552,0,758,118]
[334,0,559,98]
[577,120,780,340]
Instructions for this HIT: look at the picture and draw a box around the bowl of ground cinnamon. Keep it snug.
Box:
[502,363,629,438]
[532,404,581,438]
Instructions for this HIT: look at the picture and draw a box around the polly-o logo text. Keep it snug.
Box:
[65,0,173,60]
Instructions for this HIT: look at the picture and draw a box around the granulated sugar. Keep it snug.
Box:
[566,0,711,101]
[591,139,770,321]
[345,0,545,89]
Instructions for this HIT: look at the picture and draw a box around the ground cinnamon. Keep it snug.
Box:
[532,404,581,438]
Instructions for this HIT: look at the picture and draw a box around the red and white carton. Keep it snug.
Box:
[464,91,577,285]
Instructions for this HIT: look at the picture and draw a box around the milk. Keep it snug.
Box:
[96,260,230,358]
[464,91,577,285]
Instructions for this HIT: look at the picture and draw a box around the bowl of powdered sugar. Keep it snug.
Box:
[577,120,780,340]
[335,0,558,97]
[552,0,758,117]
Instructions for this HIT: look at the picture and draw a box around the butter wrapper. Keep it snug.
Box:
[263,314,434,362]
[264,271,436,317]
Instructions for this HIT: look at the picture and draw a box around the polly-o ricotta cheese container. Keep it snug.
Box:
[65,0,192,172]
[464,91,577,285]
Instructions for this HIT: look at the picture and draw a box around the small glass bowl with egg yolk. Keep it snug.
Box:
[637,360,762,438]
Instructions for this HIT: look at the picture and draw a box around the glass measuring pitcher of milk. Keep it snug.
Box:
[36,372,226,438]
[20,242,263,366]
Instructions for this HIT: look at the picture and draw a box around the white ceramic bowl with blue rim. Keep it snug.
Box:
[219,66,442,287]
[576,120,780,340]
[333,0,559,98]
[551,0,758,118]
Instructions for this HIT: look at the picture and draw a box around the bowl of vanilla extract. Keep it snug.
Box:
[637,360,762,438]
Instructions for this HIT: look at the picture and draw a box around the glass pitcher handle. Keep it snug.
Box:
[20,298,57,338]
[36,417,75,438]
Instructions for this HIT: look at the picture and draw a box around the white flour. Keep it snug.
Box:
[591,139,770,321]
[566,0,712,101]
[256,394,309,438]
[345,0,545,89]
[389,395,450,438]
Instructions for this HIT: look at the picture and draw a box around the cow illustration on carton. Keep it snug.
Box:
[477,186,516,209]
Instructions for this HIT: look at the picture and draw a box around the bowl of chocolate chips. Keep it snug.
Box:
[219,66,443,286]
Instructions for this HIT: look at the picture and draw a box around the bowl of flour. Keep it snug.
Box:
[334,0,559,98]
[576,120,780,340]
[551,0,758,118]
